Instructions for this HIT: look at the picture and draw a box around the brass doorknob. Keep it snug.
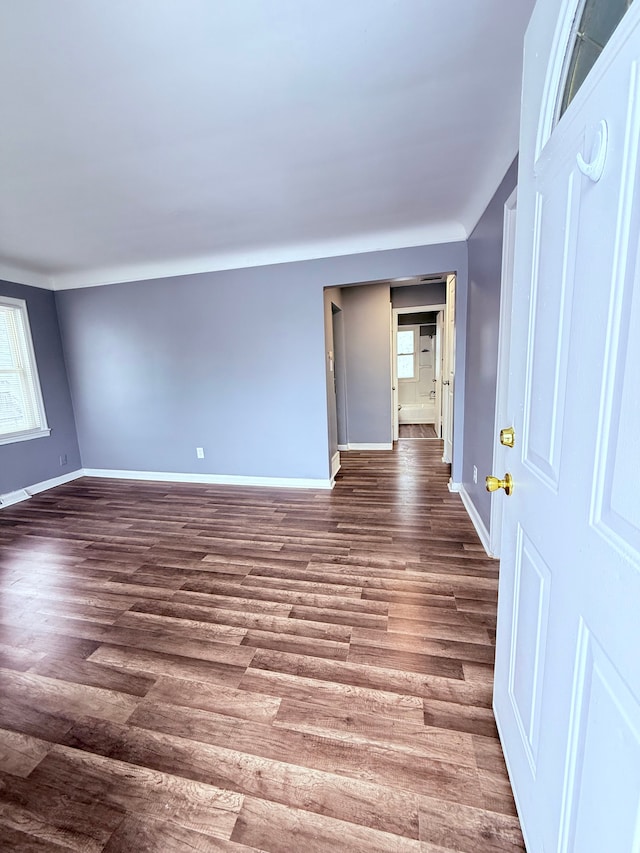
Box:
[486,473,514,496]
[500,427,515,448]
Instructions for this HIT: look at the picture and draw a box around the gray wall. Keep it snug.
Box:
[462,158,518,527]
[56,242,468,483]
[341,282,392,445]
[391,282,446,308]
[0,280,81,494]
[56,269,328,480]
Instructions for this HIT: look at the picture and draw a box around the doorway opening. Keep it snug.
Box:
[392,304,445,440]
[391,273,456,464]
[323,272,457,480]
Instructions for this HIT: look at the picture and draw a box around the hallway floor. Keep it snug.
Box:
[0,441,524,851]
[398,423,438,439]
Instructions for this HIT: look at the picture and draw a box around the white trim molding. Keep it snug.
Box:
[1,469,83,508]
[0,427,51,447]
[0,296,51,446]
[27,469,85,495]
[49,223,467,291]
[339,443,393,451]
[0,465,335,508]
[458,484,497,558]
[3,224,468,292]
[81,468,334,490]
[0,262,53,290]
[448,479,461,493]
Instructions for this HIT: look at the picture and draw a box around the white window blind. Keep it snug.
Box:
[0,297,50,445]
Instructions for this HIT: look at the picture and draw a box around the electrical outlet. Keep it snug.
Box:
[59,454,68,467]
[196,447,205,459]
[473,465,478,484]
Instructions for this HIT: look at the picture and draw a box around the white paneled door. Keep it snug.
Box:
[493,2,640,851]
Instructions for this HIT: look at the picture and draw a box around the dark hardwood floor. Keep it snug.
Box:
[398,424,438,439]
[0,441,524,852]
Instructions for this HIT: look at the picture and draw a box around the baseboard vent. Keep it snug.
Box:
[0,488,32,508]
[0,470,84,509]
[331,451,341,479]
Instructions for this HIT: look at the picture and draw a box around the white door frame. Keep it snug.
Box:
[442,274,456,464]
[489,187,517,557]
[391,303,446,441]
[435,310,444,438]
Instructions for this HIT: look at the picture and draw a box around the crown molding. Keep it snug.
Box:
[1,222,466,291]
[0,262,54,290]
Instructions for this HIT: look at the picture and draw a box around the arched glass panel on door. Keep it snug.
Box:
[559,0,635,118]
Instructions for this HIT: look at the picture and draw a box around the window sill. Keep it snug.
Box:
[0,428,51,447]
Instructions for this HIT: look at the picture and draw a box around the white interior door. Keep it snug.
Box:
[493,3,640,851]
[442,274,455,463]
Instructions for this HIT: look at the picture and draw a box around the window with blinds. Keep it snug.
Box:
[0,297,50,445]
[397,329,417,379]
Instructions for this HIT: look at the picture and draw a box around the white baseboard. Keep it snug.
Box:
[339,443,393,451]
[1,469,84,508]
[448,480,461,492]
[81,468,334,490]
[28,469,84,495]
[458,484,497,558]
[2,464,334,507]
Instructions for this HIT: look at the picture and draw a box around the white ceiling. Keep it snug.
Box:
[0,1,534,290]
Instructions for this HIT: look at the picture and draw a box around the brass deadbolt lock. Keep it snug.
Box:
[500,427,515,448]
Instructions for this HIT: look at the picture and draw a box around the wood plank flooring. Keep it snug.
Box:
[0,441,524,852]
[398,424,438,439]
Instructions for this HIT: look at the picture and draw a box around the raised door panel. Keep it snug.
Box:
[558,624,640,852]
[523,162,580,491]
[592,66,640,564]
[508,528,552,779]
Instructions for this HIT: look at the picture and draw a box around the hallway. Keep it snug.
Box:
[0,441,524,851]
